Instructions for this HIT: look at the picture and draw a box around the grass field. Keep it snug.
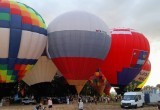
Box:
[0,103,158,110]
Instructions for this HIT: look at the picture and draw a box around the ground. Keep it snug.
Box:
[0,103,159,110]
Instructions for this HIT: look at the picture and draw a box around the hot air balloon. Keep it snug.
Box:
[23,54,57,86]
[136,75,150,90]
[100,28,150,94]
[0,0,47,83]
[89,70,107,96]
[135,60,151,91]
[47,11,111,94]
[103,83,111,95]
[125,60,151,91]
[22,53,57,97]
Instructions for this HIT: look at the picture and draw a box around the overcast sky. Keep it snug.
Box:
[16,0,160,87]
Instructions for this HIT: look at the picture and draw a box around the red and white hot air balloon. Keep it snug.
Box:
[100,28,150,94]
[47,11,111,94]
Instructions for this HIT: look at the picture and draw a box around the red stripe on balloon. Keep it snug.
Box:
[0,2,10,8]
[52,57,103,80]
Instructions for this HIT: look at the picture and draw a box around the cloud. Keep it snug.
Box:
[16,0,160,40]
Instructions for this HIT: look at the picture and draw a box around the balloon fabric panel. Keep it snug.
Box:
[53,57,102,80]
[23,56,57,86]
[0,28,9,58]
[48,30,110,59]
[126,60,151,91]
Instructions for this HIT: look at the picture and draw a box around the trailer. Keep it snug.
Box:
[144,93,160,104]
[143,87,160,106]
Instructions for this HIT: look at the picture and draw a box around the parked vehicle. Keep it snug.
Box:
[121,92,144,109]
[52,97,62,104]
[60,97,67,103]
[21,98,36,105]
[143,87,160,106]
[144,93,160,104]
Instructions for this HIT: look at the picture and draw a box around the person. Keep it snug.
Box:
[94,97,97,105]
[39,103,46,110]
[85,98,88,103]
[42,106,46,110]
[48,98,53,110]
[34,103,47,110]
[0,98,2,107]
[67,97,69,104]
[115,96,118,102]
[34,104,42,110]
[107,96,110,103]
[34,105,38,110]
[78,99,83,110]
[158,104,160,110]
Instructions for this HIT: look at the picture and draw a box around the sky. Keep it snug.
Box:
[16,0,160,87]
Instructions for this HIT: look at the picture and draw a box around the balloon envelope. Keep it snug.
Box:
[135,60,151,90]
[100,28,150,87]
[23,55,57,86]
[89,70,108,95]
[47,11,111,89]
[103,84,111,95]
[125,60,151,91]
[0,1,47,83]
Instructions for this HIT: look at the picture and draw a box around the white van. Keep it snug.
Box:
[121,92,144,109]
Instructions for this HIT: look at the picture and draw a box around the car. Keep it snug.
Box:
[52,97,62,104]
[60,97,67,103]
[21,98,36,105]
